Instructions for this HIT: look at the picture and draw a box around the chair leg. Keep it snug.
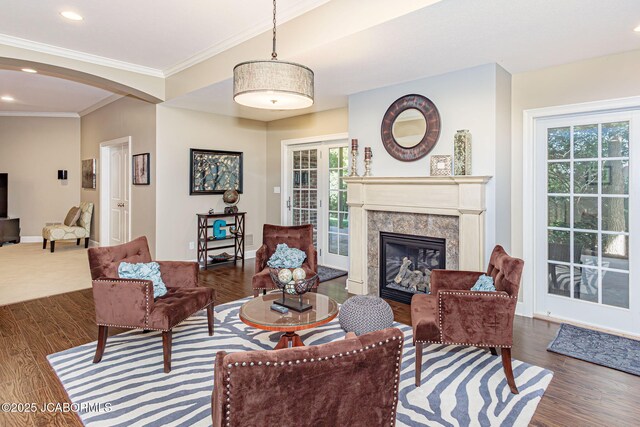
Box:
[489,347,498,356]
[93,326,108,363]
[85,238,90,248]
[50,241,55,253]
[501,347,519,394]
[415,341,423,387]
[76,238,81,245]
[206,304,214,336]
[43,239,47,249]
[162,331,172,373]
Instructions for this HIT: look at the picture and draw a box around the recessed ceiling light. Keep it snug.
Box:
[21,68,37,73]
[1,96,15,102]
[634,24,640,32]
[60,11,83,21]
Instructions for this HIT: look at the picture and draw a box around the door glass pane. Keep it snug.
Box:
[328,146,349,257]
[602,198,628,232]
[339,235,349,256]
[329,233,338,254]
[547,127,571,160]
[573,124,598,158]
[546,120,630,310]
[602,160,629,195]
[548,163,570,193]
[548,196,570,227]
[602,121,629,157]
[291,149,319,247]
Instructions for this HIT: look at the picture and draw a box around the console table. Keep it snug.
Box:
[196,212,245,269]
[0,217,20,246]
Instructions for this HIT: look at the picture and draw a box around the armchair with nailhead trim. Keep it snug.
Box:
[411,245,524,393]
[88,236,215,373]
[211,327,404,426]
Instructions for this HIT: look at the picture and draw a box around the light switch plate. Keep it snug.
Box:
[273,186,281,194]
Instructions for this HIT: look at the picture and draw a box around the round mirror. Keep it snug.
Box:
[381,94,441,161]
[391,108,427,148]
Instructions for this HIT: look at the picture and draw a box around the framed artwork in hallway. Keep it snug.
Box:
[132,153,150,185]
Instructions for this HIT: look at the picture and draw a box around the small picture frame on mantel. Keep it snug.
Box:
[430,155,452,176]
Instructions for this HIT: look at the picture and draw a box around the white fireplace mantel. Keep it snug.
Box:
[344,176,492,295]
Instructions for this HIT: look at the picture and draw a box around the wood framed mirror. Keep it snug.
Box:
[380,94,441,161]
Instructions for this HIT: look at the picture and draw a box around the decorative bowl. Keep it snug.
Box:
[269,268,318,295]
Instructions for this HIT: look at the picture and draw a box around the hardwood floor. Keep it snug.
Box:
[1,263,639,426]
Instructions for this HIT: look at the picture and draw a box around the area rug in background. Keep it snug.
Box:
[548,323,640,376]
[48,298,553,427]
[317,265,348,282]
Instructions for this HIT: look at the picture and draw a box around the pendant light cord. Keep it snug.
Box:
[272,0,278,60]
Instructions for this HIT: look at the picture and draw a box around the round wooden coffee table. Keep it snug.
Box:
[239,292,339,349]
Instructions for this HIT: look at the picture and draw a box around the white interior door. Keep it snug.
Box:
[284,140,349,270]
[108,143,130,246]
[535,110,639,335]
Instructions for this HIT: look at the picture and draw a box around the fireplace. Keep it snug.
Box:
[379,231,446,304]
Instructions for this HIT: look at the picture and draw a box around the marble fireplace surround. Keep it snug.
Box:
[344,176,492,296]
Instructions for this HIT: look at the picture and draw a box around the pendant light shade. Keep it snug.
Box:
[233,60,314,110]
[233,0,314,110]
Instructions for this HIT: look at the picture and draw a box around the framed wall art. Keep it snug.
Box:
[81,159,96,189]
[190,149,243,195]
[132,153,150,185]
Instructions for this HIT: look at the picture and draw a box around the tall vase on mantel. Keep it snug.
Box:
[453,129,472,176]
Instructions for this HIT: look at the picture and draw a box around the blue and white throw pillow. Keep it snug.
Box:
[470,274,496,292]
[118,262,168,299]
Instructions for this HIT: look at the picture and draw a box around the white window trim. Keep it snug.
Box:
[520,96,640,317]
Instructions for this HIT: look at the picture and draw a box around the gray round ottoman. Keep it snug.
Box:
[339,295,394,336]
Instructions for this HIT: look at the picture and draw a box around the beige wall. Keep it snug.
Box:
[0,116,80,236]
[155,106,267,260]
[265,108,348,224]
[81,96,157,254]
[511,49,640,259]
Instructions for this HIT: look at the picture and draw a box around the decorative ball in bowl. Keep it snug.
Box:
[269,268,319,295]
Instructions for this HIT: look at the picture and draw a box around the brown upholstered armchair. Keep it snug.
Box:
[411,245,524,393]
[252,224,318,297]
[211,327,404,426]
[88,236,215,373]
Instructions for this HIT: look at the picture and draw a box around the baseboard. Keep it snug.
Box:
[89,240,100,247]
[245,249,256,260]
[20,236,43,243]
[533,313,640,340]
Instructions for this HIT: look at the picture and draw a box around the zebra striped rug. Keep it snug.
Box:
[48,297,553,426]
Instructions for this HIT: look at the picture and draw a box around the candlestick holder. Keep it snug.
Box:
[364,157,372,176]
[349,149,360,177]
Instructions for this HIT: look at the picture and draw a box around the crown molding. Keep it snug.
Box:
[0,33,164,78]
[163,0,330,77]
[79,94,124,117]
[0,111,79,118]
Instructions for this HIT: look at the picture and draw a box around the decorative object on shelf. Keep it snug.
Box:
[209,252,234,263]
[208,208,216,214]
[269,268,319,312]
[81,159,96,189]
[339,295,394,336]
[381,94,441,161]
[430,155,452,176]
[233,0,313,110]
[364,147,373,177]
[57,170,68,180]
[223,189,240,213]
[349,138,360,177]
[190,149,243,195]
[132,153,150,185]
[197,212,246,269]
[213,219,227,239]
[267,243,307,268]
[229,226,238,235]
[453,129,472,176]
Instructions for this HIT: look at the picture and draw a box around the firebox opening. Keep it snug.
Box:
[379,231,446,304]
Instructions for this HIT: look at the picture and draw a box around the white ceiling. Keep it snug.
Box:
[0,0,329,72]
[0,70,113,113]
[1,0,640,119]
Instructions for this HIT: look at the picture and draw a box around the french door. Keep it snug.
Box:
[535,111,639,334]
[285,141,349,270]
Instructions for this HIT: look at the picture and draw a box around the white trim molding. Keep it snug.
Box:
[0,33,164,78]
[521,95,640,319]
[79,94,124,117]
[0,111,79,118]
